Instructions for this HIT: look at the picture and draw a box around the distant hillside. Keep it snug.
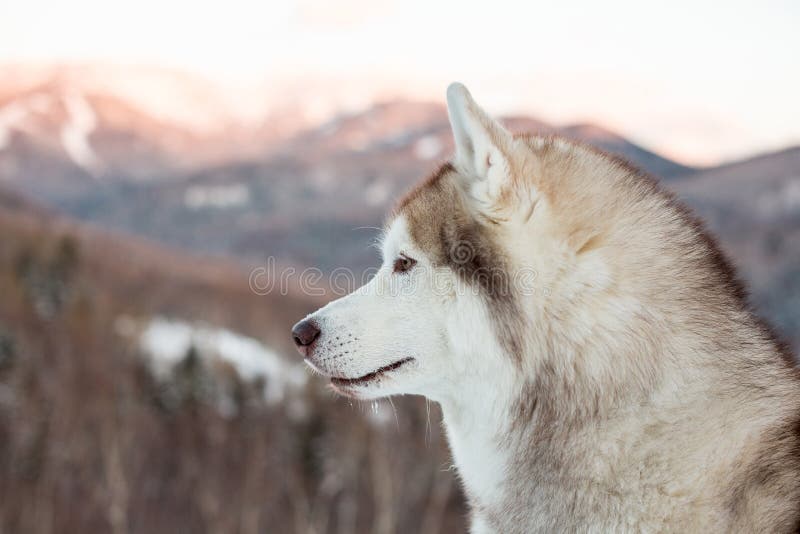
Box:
[670,146,800,349]
[31,99,696,272]
[562,123,696,179]
[0,186,319,356]
[275,100,696,178]
[672,146,800,200]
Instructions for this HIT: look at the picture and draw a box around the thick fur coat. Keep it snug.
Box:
[294,84,800,532]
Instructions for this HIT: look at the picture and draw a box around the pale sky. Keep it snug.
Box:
[1,0,798,164]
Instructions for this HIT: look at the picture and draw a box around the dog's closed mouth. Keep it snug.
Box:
[331,357,415,386]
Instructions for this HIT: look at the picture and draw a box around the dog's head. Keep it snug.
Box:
[292,83,632,401]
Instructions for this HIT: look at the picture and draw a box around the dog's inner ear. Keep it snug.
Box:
[446,83,513,205]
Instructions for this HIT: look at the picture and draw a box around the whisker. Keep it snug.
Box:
[425,398,432,447]
[387,397,400,431]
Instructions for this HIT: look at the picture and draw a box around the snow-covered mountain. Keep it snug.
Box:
[0,64,697,199]
[0,63,318,201]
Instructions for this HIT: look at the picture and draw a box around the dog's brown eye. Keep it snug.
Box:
[392,255,417,274]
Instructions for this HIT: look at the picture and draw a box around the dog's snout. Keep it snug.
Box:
[292,319,320,354]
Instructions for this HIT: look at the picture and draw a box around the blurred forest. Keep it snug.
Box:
[0,192,465,533]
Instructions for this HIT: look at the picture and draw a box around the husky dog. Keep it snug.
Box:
[292,84,800,532]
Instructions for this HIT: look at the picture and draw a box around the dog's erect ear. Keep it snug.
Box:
[446,83,513,204]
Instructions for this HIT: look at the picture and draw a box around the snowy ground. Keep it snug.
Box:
[116,315,307,407]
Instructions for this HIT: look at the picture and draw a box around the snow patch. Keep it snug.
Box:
[0,102,29,150]
[27,94,52,114]
[364,177,392,207]
[60,93,100,171]
[319,117,342,137]
[757,178,800,217]
[125,316,307,405]
[414,134,443,160]
[184,184,250,209]
[311,167,335,193]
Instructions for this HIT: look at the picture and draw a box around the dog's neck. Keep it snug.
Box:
[432,273,690,519]
[436,357,521,512]
[434,329,671,516]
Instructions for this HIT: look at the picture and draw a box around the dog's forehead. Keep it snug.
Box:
[388,162,461,260]
[382,215,410,255]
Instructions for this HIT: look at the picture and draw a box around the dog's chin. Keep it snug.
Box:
[312,357,416,399]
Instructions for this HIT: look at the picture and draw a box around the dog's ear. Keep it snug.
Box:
[447,83,513,205]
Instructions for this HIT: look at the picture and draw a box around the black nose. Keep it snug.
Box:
[292,319,320,353]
